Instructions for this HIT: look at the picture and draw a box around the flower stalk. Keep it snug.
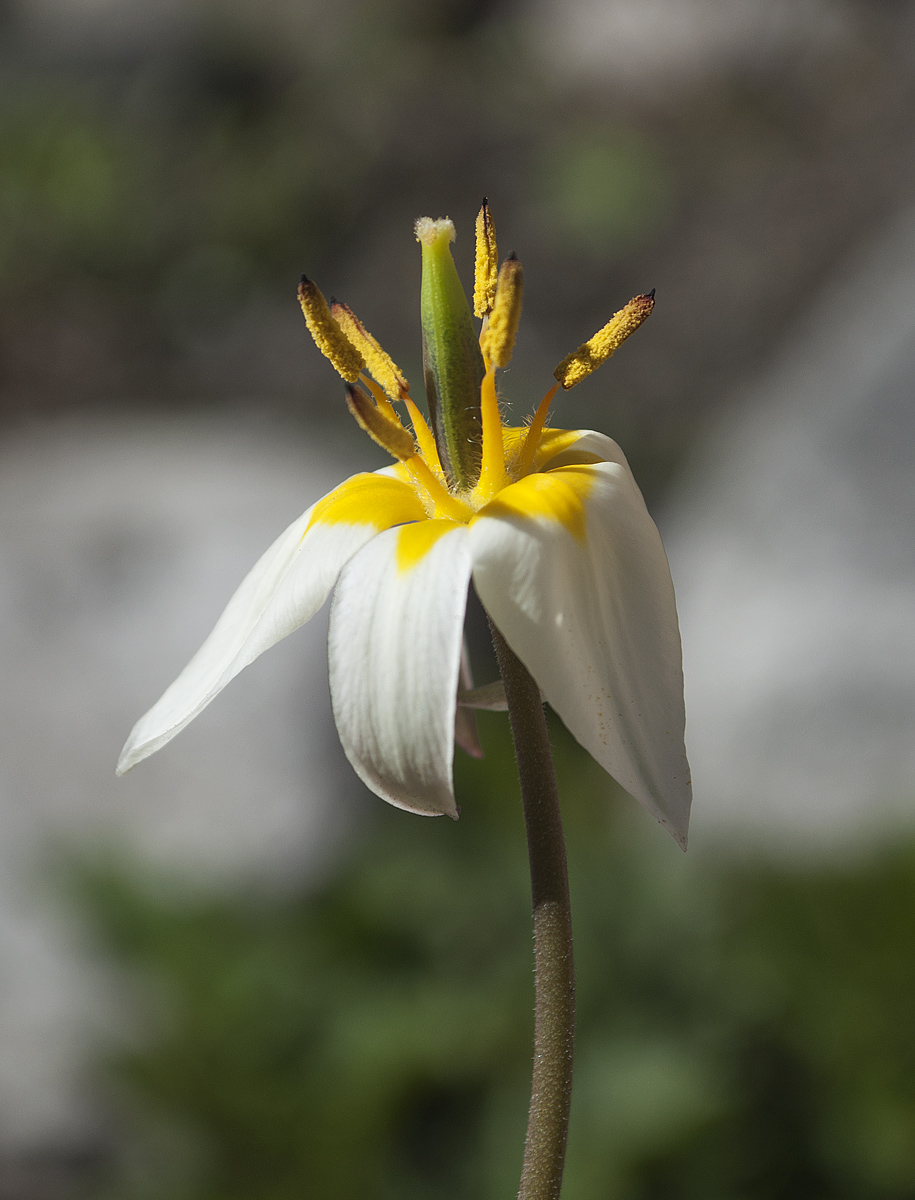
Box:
[491,622,575,1200]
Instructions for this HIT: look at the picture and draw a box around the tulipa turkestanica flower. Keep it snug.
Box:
[118,203,691,848]
[118,201,691,1200]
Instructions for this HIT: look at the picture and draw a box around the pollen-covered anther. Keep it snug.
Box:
[553,291,655,390]
[331,301,409,401]
[298,277,365,383]
[345,383,415,461]
[480,253,523,369]
[473,199,499,318]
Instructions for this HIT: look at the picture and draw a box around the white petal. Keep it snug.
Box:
[329,521,472,817]
[118,472,426,773]
[536,429,622,470]
[470,456,691,846]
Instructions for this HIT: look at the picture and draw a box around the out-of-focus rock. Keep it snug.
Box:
[530,0,853,90]
[0,415,355,1151]
[665,208,915,852]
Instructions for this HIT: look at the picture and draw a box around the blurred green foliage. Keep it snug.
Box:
[0,65,372,311]
[76,715,915,1200]
[536,127,676,254]
[0,41,677,325]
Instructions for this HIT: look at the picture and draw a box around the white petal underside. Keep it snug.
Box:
[117,472,423,773]
[470,454,691,846]
[328,522,472,817]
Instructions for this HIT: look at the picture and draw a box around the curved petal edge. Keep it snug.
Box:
[470,456,691,847]
[118,472,425,774]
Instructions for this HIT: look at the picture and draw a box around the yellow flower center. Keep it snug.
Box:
[297,200,656,525]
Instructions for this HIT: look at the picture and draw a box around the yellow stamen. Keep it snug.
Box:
[403,395,444,477]
[473,198,499,318]
[480,254,523,369]
[346,383,469,518]
[402,455,474,521]
[516,384,559,477]
[474,366,507,502]
[553,291,655,390]
[345,384,415,460]
[359,372,399,422]
[298,277,365,383]
[331,301,410,402]
[360,370,443,477]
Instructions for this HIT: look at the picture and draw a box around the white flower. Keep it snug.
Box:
[118,209,691,846]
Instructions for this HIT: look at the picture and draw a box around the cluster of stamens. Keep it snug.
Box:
[297,200,654,520]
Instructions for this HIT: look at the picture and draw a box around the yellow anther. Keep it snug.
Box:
[473,199,499,318]
[331,301,409,402]
[480,254,523,369]
[553,291,655,390]
[298,277,365,383]
[344,383,415,460]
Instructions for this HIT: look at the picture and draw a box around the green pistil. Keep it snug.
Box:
[417,218,485,490]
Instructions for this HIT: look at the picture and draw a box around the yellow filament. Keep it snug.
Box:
[480,255,523,369]
[478,314,491,371]
[403,455,473,521]
[361,370,445,480]
[474,367,507,502]
[345,384,415,460]
[298,278,364,383]
[553,292,655,390]
[332,302,409,402]
[473,199,499,318]
[359,373,399,422]
[516,384,559,477]
[403,395,444,476]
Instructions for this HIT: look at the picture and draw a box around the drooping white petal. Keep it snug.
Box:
[118,472,426,773]
[329,520,472,817]
[535,429,623,471]
[470,455,691,846]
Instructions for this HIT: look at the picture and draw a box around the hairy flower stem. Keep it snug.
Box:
[490,622,575,1200]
